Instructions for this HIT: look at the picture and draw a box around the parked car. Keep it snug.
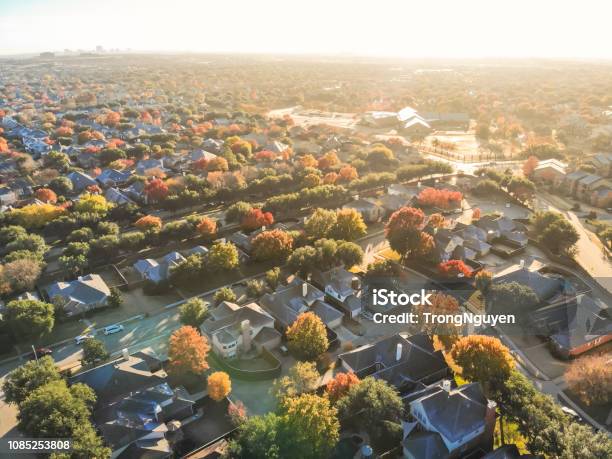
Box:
[561,406,582,421]
[27,347,53,360]
[103,324,124,335]
[75,334,94,345]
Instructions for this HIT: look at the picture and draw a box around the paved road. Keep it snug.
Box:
[536,193,612,294]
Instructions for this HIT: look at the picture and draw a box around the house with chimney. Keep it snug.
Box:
[338,334,450,394]
[311,267,363,319]
[401,380,496,459]
[46,274,111,317]
[260,279,344,330]
[201,302,281,358]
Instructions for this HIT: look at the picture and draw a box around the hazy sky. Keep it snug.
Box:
[1,0,612,58]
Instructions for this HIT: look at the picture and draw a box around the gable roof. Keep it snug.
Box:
[46,274,110,305]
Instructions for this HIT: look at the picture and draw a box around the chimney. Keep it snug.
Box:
[442,380,451,392]
[395,343,403,361]
[519,259,525,268]
[351,276,360,291]
[122,348,129,361]
[302,282,308,297]
[241,319,252,353]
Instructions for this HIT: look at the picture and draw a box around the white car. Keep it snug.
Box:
[75,334,94,345]
[103,324,124,335]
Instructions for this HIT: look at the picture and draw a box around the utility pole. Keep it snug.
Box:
[31,344,38,363]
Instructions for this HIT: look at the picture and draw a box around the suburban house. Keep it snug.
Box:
[311,267,363,318]
[0,187,18,206]
[136,158,166,176]
[134,251,186,284]
[46,274,111,316]
[105,187,134,206]
[430,223,491,263]
[564,170,589,194]
[575,174,609,200]
[342,198,384,223]
[96,168,132,187]
[201,302,281,358]
[493,264,565,304]
[96,382,195,457]
[402,380,496,459]
[70,349,199,458]
[528,293,612,358]
[475,215,528,248]
[590,184,612,208]
[260,280,344,330]
[66,170,97,192]
[587,152,612,177]
[338,334,450,394]
[531,159,567,185]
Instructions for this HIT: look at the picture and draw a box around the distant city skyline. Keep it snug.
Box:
[2,0,612,59]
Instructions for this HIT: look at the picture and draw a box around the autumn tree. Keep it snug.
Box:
[179,298,209,329]
[417,187,463,209]
[11,203,65,229]
[475,269,493,293]
[336,241,364,268]
[338,165,358,182]
[241,208,274,231]
[34,188,57,203]
[416,293,461,350]
[331,208,367,241]
[326,371,360,403]
[214,287,237,305]
[279,394,339,459]
[385,206,426,260]
[565,354,611,406]
[251,229,294,261]
[144,178,169,202]
[196,216,217,239]
[73,193,112,216]
[206,371,231,401]
[286,312,329,361]
[135,215,162,232]
[167,326,210,379]
[438,259,473,278]
[522,155,539,177]
[450,335,514,396]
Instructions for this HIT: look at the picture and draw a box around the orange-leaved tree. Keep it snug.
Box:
[325,371,360,403]
[167,326,210,378]
[196,217,217,239]
[207,371,232,401]
[135,215,162,232]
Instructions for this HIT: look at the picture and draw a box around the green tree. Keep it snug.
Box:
[336,241,364,268]
[179,298,209,329]
[108,287,123,308]
[208,241,239,271]
[265,267,281,290]
[337,377,403,442]
[539,219,579,255]
[2,356,61,405]
[18,380,96,438]
[213,287,237,305]
[272,361,320,403]
[304,208,337,239]
[81,338,109,366]
[226,201,253,223]
[4,299,54,339]
[227,413,281,459]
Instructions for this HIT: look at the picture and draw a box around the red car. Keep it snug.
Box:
[27,347,53,360]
